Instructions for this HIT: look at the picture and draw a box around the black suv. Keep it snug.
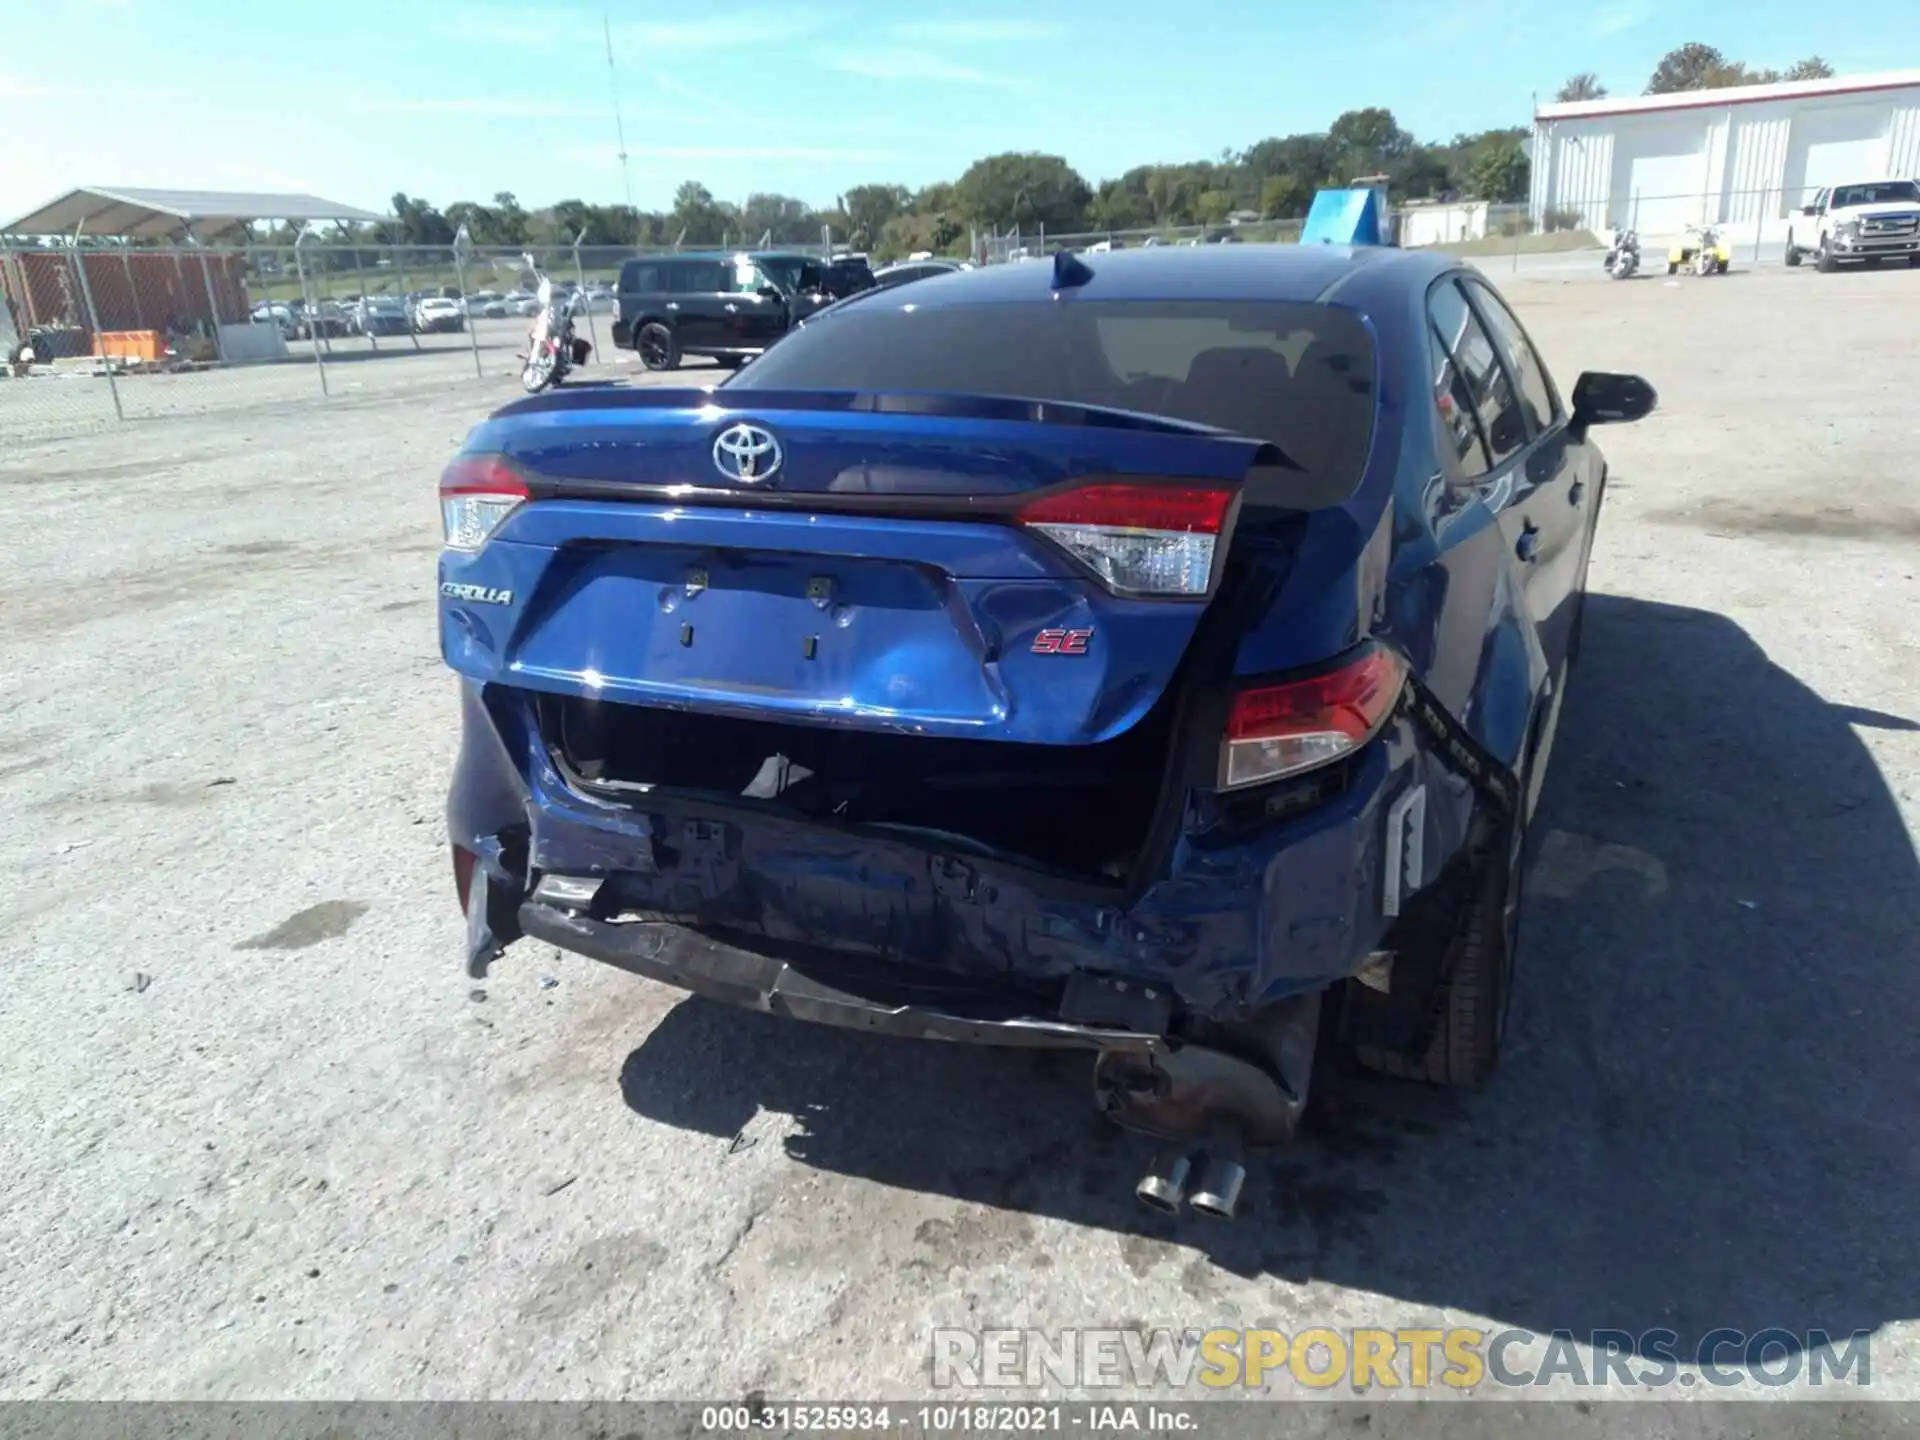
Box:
[612,251,876,370]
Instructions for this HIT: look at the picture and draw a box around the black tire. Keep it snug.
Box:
[637,322,679,371]
[1909,254,1920,268]
[1666,261,1678,275]
[714,354,748,371]
[1817,240,1837,273]
[1785,238,1801,267]
[1356,800,1527,1087]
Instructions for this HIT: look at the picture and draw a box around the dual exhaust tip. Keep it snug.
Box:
[1136,1148,1246,1221]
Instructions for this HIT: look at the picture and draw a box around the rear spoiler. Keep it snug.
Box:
[469,387,1358,514]
[491,384,1245,437]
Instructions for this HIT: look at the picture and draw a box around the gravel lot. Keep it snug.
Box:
[2,262,1917,1419]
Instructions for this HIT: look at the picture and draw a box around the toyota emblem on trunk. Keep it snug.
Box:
[712,423,782,484]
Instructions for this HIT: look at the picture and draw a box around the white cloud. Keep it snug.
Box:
[635,145,904,160]
[0,74,168,100]
[560,142,906,164]
[826,48,1035,90]
[466,7,818,50]
[348,96,600,119]
[615,11,820,48]
[1588,0,1650,35]
[886,18,1064,43]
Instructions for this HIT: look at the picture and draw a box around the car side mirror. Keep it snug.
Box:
[1570,371,1657,434]
[1802,204,1819,216]
[757,285,783,301]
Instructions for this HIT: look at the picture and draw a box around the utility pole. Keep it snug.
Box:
[604,10,634,212]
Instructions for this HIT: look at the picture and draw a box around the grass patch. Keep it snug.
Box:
[1425,229,1603,258]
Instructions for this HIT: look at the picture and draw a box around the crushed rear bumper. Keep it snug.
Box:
[517,900,1163,1053]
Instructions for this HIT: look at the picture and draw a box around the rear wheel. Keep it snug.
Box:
[1785,237,1801,267]
[637,322,679,371]
[1357,800,1527,1086]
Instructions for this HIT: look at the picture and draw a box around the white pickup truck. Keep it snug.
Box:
[1786,179,1920,271]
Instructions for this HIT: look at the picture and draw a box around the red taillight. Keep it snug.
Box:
[1221,647,1408,789]
[1015,481,1236,597]
[440,453,529,551]
[452,844,478,914]
[1016,483,1234,533]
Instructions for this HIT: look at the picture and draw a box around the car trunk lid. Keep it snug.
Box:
[444,389,1320,747]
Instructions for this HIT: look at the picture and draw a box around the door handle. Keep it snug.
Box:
[1568,480,1585,506]
[665,302,679,311]
[1515,524,1541,563]
[724,303,738,313]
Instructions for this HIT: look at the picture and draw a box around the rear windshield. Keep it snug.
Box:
[729,299,1377,475]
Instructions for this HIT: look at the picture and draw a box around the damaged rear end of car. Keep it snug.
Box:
[440,276,1517,1216]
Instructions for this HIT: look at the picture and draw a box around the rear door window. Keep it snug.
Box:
[621,263,662,292]
[668,261,728,294]
[1427,279,1526,467]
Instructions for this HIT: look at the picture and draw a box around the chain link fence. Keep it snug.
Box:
[4,182,1904,443]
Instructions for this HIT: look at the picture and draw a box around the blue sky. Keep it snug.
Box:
[0,0,1910,222]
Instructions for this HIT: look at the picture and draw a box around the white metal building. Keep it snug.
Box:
[1529,68,1920,243]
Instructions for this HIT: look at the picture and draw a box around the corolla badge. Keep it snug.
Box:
[712,422,783,484]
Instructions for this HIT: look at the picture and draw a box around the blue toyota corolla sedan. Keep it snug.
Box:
[436,244,1654,1218]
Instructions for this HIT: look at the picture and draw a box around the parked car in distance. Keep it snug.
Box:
[438,246,1657,1212]
[251,302,297,337]
[355,297,412,337]
[872,258,970,290]
[821,254,878,297]
[464,292,509,319]
[509,292,543,317]
[611,251,869,371]
[284,300,352,340]
[414,296,467,333]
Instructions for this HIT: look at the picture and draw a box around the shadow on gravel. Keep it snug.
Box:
[618,592,1920,1357]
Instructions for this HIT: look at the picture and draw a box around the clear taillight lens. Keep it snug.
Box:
[1017,482,1236,597]
[440,454,529,551]
[1221,646,1408,789]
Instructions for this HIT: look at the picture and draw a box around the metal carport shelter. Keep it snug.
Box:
[0,186,384,240]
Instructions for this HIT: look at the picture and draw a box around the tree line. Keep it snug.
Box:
[356,104,1532,262]
[1557,43,1834,102]
[272,43,1844,263]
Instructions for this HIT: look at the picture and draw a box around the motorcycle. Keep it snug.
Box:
[1604,228,1641,279]
[1668,224,1731,276]
[519,255,591,394]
